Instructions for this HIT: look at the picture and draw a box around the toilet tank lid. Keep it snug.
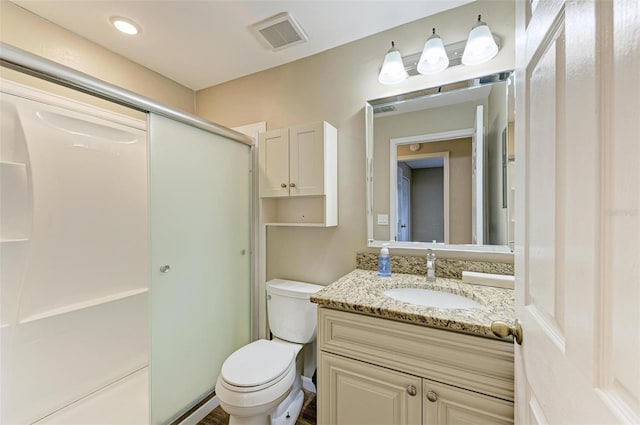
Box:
[266,279,324,299]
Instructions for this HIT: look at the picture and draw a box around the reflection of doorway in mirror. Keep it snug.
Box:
[390,131,473,245]
[397,153,448,243]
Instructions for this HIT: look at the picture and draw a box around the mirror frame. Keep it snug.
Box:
[365,71,514,254]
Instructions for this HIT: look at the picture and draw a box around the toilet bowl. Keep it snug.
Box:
[216,340,300,425]
[216,279,323,425]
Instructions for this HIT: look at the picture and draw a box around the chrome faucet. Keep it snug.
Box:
[426,249,436,282]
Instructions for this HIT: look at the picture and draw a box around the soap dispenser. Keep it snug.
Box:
[426,249,436,282]
[378,244,391,277]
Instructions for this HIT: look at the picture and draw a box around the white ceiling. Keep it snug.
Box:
[12,0,474,91]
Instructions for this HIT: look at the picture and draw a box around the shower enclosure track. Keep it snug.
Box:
[0,42,253,146]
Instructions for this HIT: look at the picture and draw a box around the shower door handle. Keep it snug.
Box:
[160,265,171,273]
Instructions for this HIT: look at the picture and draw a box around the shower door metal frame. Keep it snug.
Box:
[0,42,253,146]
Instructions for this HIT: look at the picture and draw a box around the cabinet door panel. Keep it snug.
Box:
[319,352,421,425]
[258,128,289,197]
[289,122,324,196]
[423,379,513,425]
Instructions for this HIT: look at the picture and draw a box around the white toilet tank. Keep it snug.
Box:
[266,279,324,344]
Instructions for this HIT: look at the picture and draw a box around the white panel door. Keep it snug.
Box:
[515,1,639,423]
[472,105,484,245]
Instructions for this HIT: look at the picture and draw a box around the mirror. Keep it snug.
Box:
[366,71,514,253]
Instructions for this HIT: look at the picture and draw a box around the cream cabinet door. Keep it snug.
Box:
[422,379,513,425]
[258,128,289,197]
[289,122,325,196]
[319,352,422,425]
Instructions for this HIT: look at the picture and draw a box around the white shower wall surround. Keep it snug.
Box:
[1,81,149,424]
[0,80,252,424]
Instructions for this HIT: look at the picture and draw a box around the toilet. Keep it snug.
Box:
[215,279,324,425]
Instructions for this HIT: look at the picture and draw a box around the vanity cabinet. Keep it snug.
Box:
[258,121,337,227]
[317,308,514,425]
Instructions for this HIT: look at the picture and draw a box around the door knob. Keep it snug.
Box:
[491,319,523,345]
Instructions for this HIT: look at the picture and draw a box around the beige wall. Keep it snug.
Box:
[0,1,194,114]
[197,0,515,284]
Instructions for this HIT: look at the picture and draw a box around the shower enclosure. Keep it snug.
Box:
[1,46,253,424]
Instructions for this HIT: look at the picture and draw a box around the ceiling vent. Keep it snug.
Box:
[250,12,308,51]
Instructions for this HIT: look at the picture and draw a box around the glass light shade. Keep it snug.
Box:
[417,35,449,75]
[378,45,407,85]
[461,23,498,65]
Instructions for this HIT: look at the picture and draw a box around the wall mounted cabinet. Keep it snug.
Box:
[258,121,337,227]
[317,308,514,425]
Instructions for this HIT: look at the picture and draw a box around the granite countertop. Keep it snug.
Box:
[310,269,515,338]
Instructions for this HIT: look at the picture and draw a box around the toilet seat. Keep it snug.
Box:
[220,340,296,393]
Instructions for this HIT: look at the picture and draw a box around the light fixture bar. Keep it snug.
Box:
[401,35,501,76]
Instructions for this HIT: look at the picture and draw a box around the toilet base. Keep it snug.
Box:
[228,413,270,425]
[270,389,304,425]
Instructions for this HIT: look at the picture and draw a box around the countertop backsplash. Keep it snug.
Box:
[356,252,514,280]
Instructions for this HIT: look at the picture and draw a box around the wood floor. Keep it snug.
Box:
[198,390,316,425]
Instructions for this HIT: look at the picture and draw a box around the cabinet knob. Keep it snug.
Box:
[281,183,287,188]
[160,265,171,273]
[289,182,296,188]
[406,385,417,396]
[426,391,438,402]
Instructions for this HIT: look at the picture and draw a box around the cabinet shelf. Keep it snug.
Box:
[264,222,329,227]
[261,196,336,227]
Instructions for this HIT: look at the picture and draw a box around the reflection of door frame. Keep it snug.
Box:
[397,169,411,241]
[390,128,473,244]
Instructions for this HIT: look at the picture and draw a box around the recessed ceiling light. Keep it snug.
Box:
[110,16,140,35]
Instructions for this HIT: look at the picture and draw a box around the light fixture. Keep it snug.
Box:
[377,15,501,84]
[461,15,499,65]
[378,42,408,85]
[110,16,140,35]
[417,28,449,75]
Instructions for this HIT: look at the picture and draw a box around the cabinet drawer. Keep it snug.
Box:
[318,307,514,401]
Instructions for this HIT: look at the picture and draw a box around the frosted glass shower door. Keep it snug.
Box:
[149,114,252,424]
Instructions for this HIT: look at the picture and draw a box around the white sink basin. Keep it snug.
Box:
[383,287,481,309]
